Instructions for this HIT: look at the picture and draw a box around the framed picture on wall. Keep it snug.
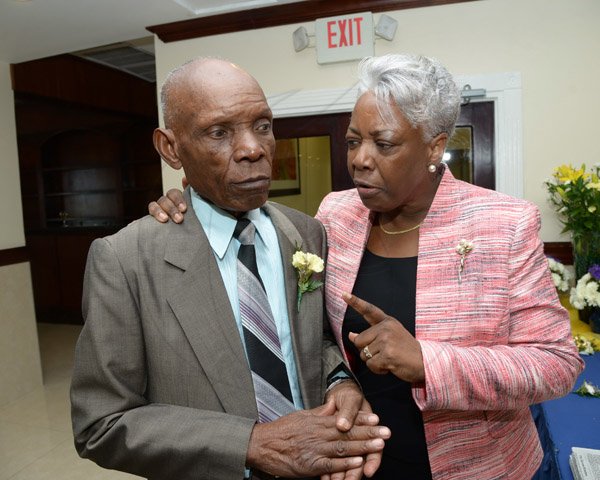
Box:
[269,138,301,197]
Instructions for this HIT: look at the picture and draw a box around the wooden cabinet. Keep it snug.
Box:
[18,120,162,323]
[14,54,161,324]
[26,230,113,324]
[41,130,122,228]
[33,127,162,229]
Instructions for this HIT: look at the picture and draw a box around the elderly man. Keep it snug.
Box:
[70,57,389,480]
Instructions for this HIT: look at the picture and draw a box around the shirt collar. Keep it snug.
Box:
[190,188,268,259]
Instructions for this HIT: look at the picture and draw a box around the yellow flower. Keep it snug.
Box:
[554,164,587,183]
[292,251,324,272]
[292,250,324,311]
[307,253,324,273]
[292,251,308,269]
[545,163,600,235]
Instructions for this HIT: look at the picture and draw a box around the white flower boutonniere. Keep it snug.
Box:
[455,239,474,284]
[292,250,324,312]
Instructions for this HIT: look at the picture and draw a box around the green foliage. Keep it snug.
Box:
[545,164,600,235]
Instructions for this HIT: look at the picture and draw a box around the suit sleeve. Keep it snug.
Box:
[413,203,584,411]
[70,237,255,480]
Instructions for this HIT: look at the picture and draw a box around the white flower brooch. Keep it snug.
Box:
[455,239,474,284]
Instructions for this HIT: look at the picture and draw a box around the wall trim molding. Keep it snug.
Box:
[0,246,29,267]
[147,0,479,43]
[454,72,523,199]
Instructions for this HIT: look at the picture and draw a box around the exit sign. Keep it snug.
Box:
[315,12,374,65]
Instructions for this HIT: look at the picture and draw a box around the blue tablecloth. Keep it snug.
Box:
[532,354,600,479]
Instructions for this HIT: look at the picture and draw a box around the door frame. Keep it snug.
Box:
[455,100,495,190]
[272,112,351,192]
[267,71,523,198]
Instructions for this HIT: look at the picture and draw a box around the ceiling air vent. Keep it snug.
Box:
[74,43,156,83]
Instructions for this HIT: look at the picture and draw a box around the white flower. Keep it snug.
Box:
[570,272,600,309]
[584,381,599,395]
[292,251,306,268]
[292,251,324,273]
[455,239,474,256]
[308,254,324,273]
[574,380,600,398]
[547,258,573,292]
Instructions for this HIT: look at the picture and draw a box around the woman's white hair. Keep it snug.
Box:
[356,54,461,141]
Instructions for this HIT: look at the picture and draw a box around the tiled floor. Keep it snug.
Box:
[0,323,140,480]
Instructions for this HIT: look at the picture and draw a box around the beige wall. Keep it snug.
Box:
[0,61,43,406]
[155,0,600,241]
[0,61,25,249]
[0,262,43,406]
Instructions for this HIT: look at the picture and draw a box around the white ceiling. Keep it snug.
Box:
[0,0,305,64]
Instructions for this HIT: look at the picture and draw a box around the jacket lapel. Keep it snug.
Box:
[264,203,321,408]
[327,205,373,354]
[164,190,257,419]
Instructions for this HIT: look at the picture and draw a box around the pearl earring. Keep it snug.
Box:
[427,163,437,173]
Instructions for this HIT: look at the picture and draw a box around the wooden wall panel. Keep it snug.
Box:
[544,242,573,266]
[11,55,157,118]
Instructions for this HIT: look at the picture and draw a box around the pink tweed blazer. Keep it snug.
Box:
[316,168,583,480]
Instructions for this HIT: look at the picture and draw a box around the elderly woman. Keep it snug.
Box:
[149,54,583,479]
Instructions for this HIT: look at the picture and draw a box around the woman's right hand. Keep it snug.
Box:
[148,178,188,223]
[343,292,426,384]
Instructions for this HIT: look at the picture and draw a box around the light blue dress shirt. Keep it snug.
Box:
[190,190,304,410]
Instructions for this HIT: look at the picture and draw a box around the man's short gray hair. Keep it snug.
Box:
[356,54,461,141]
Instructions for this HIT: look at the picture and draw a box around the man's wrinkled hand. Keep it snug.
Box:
[247,401,390,478]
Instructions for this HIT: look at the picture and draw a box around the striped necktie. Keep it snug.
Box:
[234,218,295,422]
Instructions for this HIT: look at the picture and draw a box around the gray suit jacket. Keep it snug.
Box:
[70,191,343,480]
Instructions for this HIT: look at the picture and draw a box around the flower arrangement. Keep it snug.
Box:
[544,163,600,235]
[547,257,573,293]
[569,264,600,310]
[292,249,324,311]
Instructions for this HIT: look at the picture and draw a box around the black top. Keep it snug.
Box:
[342,250,432,480]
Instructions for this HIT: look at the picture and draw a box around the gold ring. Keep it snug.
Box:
[363,346,373,360]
